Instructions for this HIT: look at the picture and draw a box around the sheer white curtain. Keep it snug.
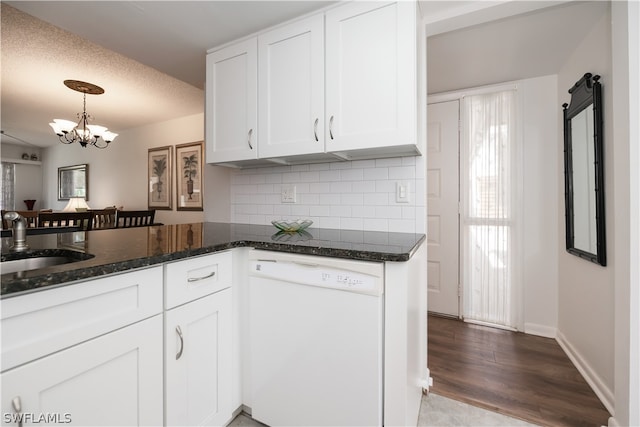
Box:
[461,89,522,330]
[1,162,15,211]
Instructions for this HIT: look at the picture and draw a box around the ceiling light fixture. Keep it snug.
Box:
[49,80,118,149]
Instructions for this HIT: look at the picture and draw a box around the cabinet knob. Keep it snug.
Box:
[329,116,334,140]
[247,129,254,150]
[176,326,184,360]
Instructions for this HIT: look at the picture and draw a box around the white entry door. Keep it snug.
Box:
[427,100,460,317]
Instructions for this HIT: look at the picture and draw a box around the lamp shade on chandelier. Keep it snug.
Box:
[50,80,118,149]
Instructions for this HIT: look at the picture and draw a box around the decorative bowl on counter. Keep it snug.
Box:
[271,219,313,233]
[271,230,313,242]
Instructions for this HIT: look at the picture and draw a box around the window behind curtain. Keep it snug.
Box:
[461,89,521,330]
[1,162,16,211]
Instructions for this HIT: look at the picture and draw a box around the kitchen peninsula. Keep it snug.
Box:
[2,223,424,296]
[1,223,427,426]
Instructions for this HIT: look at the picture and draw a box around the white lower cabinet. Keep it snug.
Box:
[164,289,232,427]
[1,315,163,427]
[163,252,234,427]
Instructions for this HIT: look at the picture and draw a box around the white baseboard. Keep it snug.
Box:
[556,329,615,416]
[524,322,557,338]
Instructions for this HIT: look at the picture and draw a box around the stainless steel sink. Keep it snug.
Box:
[1,256,78,275]
[1,250,94,275]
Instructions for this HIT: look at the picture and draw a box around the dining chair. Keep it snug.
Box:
[38,211,93,231]
[90,208,117,230]
[1,210,39,229]
[114,210,156,228]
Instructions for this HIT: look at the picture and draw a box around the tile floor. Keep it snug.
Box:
[227,392,539,426]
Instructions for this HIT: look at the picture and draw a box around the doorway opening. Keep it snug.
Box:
[427,85,523,331]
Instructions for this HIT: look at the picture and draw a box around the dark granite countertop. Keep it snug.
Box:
[1,222,425,298]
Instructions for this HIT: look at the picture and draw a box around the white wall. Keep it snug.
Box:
[42,113,231,225]
[556,7,615,413]
[228,156,426,233]
[611,1,640,426]
[519,75,559,338]
[14,163,42,211]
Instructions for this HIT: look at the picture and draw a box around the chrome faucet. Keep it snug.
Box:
[3,211,30,252]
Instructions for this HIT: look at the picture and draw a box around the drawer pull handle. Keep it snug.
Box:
[176,326,184,360]
[329,116,334,140]
[12,396,23,427]
[187,271,216,283]
[314,118,319,142]
[247,129,254,150]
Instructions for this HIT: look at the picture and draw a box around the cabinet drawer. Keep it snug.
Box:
[164,251,232,309]
[1,266,163,372]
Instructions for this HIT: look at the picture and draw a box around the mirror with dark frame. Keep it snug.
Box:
[562,72,606,266]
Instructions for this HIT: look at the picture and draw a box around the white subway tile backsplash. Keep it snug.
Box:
[310,182,332,193]
[340,168,364,181]
[309,163,331,171]
[363,193,389,206]
[389,166,415,179]
[319,169,341,181]
[364,167,389,180]
[230,156,426,233]
[319,193,341,206]
[352,181,376,193]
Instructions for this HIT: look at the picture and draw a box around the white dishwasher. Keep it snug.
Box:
[248,250,384,427]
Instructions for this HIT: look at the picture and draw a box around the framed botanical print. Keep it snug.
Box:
[148,146,172,210]
[175,141,204,211]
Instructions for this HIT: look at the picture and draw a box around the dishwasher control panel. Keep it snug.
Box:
[251,259,382,296]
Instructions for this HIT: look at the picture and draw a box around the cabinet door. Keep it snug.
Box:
[206,38,258,163]
[165,289,232,427]
[325,1,416,153]
[1,315,163,427]
[258,14,324,158]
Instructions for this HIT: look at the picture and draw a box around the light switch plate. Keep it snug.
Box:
[396,181,410,203]
[281,185,296,203]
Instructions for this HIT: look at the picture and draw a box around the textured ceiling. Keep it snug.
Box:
[0,1,334,148]
[1,0,602,149]
[1,3,206,148]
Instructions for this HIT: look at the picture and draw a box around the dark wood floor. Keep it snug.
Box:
[428,314,611,427]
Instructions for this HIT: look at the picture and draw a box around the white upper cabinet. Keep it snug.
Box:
[325,1,419,158]
[258,15,325,159]
[206,38,258,163]
[205,1,424,166]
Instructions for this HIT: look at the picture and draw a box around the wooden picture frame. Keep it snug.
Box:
[58,164,88,201]
[148,146,172,210]
[175,141,204,211]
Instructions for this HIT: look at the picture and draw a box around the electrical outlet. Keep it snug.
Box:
[281,185,296,203]
[396,181,410,203]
